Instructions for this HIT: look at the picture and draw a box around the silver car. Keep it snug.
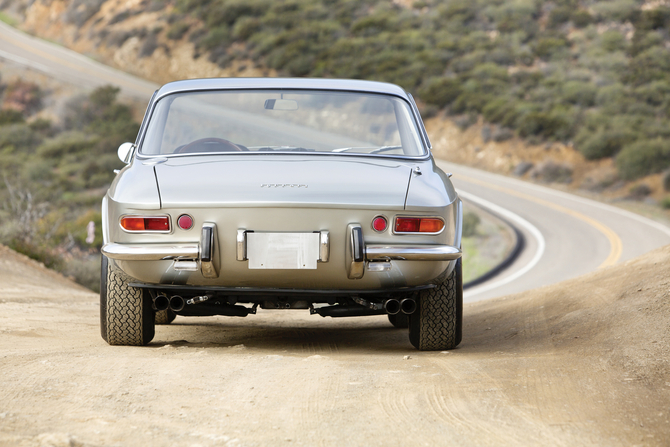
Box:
[100,78,463,350]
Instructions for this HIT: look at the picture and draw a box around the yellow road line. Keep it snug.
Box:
[459,174,623,268]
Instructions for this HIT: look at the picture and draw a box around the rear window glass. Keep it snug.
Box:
[140,90,426,157]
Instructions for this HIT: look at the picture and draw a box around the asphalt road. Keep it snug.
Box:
[442,162,670,302]
[2,19,670,302]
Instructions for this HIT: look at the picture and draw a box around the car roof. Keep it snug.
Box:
[154,78,410,100]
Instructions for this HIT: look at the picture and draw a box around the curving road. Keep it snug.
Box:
[2,19,670,301]
[443,162,670,302]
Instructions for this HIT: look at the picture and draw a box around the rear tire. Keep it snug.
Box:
[100,255,155,346]
[409,258,463,351]
[155,309,176,325]
[388,313,409,328]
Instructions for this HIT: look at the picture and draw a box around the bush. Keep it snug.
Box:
[576,128,635,160]
[661,196,670,209]
[601,30,626,52]
[616,139,670,180]
[462,211,480,238]
[167,22,190,40]
[418,77,462,108]
[37,132,97,158]
[534,37,569,60]
[0,109,24,125]
[562,81,597,107]
[628,183,652,200]
[530,160,573,183]
[571,10,593,28]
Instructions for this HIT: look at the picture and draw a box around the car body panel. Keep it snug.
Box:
[102,78,462,303]
[154,155,413,209]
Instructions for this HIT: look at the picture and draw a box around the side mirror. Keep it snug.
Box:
[117,142,135,163]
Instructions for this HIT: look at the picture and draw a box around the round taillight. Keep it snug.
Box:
[177,214,193,230]
[372,216,388,232]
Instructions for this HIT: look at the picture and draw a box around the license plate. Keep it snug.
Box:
[247,232,320,269]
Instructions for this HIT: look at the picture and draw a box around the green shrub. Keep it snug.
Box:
[576,128,635,160]
[418,77,462,108]
[167,22,190,40]
[571,10,593,28]
[517,109,570,139]
[0,123,42,152]
[549,6,572,28]
[661,196,670,209]
[0,109,24,125]
[624,46,670,86]
[601,30,626,52]
[462,211,481,238]
[616,139,670,180]
[562,81,597,107]
[37,132,97,158]
[534,37,569,60]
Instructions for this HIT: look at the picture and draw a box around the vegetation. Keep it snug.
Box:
[0,78,138,291]
[147,0,670,180]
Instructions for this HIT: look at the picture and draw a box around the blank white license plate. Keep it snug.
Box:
[247,232,320,269]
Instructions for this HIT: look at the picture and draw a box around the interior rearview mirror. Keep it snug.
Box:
[117,142,135,163]
[264,99,298,111]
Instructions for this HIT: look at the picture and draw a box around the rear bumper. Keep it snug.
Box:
[101,243,199,261]
[101,242,461,262]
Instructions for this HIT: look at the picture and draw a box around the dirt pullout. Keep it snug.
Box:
[0,244,668,446]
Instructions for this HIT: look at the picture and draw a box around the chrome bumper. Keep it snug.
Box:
[102,224,461,282]
[365,244,461,261]
[102,243,199,261]
[102,242,461,262]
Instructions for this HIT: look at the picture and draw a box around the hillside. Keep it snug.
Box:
[1,240,669,444]
[2,0,670,197]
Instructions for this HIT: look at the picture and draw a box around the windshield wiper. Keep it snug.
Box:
[332,146,403,154]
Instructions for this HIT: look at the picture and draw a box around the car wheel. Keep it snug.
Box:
[388,312,409,328]
[100,255,155,346]
[408,258,463,351]
[155,309,176,325]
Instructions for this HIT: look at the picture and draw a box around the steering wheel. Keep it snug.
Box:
[176,138,243,154]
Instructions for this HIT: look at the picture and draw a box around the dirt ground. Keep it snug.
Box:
[1,244,669,447]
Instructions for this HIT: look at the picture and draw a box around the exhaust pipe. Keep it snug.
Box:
[400,298,417,315]
[153,294,169,311]
[169,295,185,312]
[384,299,400,315]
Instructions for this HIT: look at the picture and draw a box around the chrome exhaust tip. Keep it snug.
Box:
[400,298,417,315]
[384,299,400,315]
[169,295,185,312]
[153,294,169,311]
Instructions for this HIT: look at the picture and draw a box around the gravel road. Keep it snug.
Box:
[1,244,669,447]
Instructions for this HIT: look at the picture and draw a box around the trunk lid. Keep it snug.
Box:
[154,156,412,209]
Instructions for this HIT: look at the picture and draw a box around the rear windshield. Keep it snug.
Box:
[139,89,426,157]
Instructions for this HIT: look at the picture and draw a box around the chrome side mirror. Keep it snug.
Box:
[117,142,135,164]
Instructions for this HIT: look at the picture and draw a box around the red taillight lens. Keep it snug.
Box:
[395,217,444,233]
[120,216,170,232]
[372,216,388,232]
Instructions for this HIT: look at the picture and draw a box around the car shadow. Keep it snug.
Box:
[150,314,416,354]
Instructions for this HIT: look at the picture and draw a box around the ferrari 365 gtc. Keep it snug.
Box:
[100,78,463,350]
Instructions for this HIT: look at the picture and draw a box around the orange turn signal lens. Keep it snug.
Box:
[120,216,170,232]
[395,217,444,233]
